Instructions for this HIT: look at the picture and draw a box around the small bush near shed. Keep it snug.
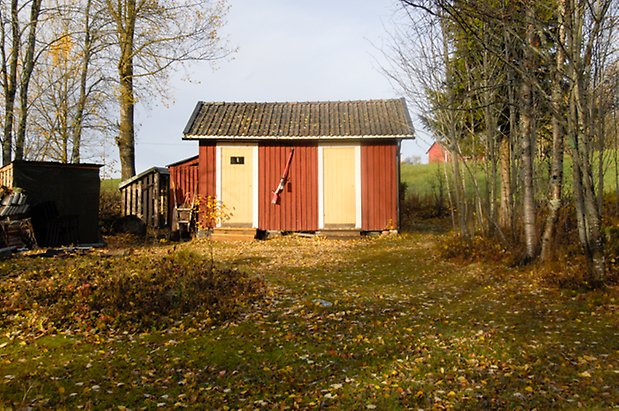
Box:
[99,179,122,235]
[437,233,514,264]
[1,250,265,335]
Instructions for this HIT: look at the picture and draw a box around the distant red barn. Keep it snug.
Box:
[182,99,415,236]
[427,141,450,163]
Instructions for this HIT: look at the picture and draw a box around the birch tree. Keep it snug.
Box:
[563,0,615,285]
[519,4,538,260]
[390,0,618,286]
[102,0,230,180]
[28,0,112,163]
[540,0,567,261]
[0,0,44,164]
[1,0,22,165]
[13,0,42,161]
[383,6,472,237]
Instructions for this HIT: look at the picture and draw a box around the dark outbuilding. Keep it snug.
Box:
[0,161,102,246]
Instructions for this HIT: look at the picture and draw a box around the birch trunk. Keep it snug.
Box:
[541,0,566,262]
[499,31,517,236]
[498,135,511,230]
[520,6,538,260]
[71,0,94,164]
[1,0,19,165]
[14,0,43,160]
[566,0,607,286]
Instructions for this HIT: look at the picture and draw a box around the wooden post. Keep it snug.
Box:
[153,175,157,226]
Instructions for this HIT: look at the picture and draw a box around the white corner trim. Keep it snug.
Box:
[215,144,222,228]
[253,145,259,228]
[355,144,362,229]
[317,145,324,230]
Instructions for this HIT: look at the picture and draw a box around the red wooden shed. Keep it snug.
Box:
[182,99,415,236]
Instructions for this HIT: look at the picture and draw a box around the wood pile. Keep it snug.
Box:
[0,186,37,249]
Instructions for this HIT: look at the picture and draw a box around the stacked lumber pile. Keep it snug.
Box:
[0,186,37,250]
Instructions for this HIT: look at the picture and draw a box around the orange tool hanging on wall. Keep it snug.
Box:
[271,148,295,205]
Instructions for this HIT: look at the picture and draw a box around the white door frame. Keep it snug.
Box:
[318,143,362,229]
[216,143,259,228]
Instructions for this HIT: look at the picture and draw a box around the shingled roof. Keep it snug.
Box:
[182,99,414,140]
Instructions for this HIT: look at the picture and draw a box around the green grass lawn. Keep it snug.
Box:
[1,232,618,409]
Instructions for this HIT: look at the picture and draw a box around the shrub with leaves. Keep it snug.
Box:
[99,181,122,235]
[195,194,232,230]
[1,250,265,335]
[437,234,513,264]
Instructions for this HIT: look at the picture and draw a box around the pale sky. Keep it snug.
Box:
[129,0,430,176]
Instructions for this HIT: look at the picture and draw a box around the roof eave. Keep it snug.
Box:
[166,155,199,168]
[182,134,415,141]
[119,166,170,189]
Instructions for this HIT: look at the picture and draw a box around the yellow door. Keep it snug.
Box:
[323,146,356,228]
[221,146,254,227]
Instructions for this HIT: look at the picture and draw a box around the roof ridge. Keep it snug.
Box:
[197,98,404,105]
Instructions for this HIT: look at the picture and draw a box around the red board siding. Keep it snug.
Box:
[198,142,217,197]
[362,142,399,231]
[169,156,199,206]
[168,156,199,226]
[259,143,318,231]
[198,141,217,227]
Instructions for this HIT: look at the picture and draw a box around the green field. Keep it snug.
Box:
[400,163,445,198]
[401,154,619,200]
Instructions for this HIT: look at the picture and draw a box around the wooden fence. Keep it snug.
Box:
[119,167,170,229]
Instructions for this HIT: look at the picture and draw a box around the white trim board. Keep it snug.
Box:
[318,142,362,229]
[355,145,362,229]
[317,145,324,230]
[215,144,222,228]
[252,145,259,228]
